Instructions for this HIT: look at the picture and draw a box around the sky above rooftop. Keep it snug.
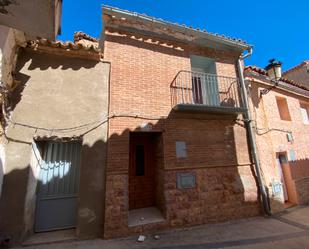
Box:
[58,0,308,71]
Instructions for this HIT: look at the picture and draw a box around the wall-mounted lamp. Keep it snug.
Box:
[260,59,282,96]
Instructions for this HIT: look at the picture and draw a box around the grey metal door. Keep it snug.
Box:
[35,141,82,232]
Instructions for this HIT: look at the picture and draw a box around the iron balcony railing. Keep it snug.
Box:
[170,70,244,111]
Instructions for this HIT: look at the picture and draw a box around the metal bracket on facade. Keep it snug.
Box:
[260,85,277,96]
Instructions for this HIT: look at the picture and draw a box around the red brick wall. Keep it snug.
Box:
[103,28,259,238]
[104,28,239,117]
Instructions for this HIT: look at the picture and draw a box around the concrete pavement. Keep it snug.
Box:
[18,205,309,249]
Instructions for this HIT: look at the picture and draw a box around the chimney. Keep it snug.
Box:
[265,59,282,82]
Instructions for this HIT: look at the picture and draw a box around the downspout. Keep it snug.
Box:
[237,47,271,216]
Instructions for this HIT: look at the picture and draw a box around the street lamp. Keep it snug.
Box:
[260,59,282,96]
[265,59,282,82]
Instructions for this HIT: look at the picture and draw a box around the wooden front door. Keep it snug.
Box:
[129,133,155,210]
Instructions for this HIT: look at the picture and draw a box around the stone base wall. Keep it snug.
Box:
[165,166,260,227]
[104,165,260,238]
[104,113,261,238]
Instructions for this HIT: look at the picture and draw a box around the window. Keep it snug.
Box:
[276,97,291,121]
[300,102,309,124]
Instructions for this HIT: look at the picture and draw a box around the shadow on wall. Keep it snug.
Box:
[105,30,188,59]
[248,81,263,108]
[0,138,107,247]
[0,109,290,244]
[103,111,266,238]
[17,49,99,71]
[0,164,30,247]
[9,48,100,112]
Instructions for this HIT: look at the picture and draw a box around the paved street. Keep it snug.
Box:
[19,205,309,249]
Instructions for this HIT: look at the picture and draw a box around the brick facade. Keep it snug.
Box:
[103,28,260,238]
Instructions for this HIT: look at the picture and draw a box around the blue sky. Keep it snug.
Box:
[58,0,308,71]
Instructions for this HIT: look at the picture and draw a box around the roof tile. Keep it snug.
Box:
[102,5,250,49]
[27,38,100,53]
[245,65,309,91]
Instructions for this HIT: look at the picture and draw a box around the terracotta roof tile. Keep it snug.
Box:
[102,5,250,49]
[73,31,99,43]
[283,60,309,76]
[27,38,100,53]
[245,65,309,91]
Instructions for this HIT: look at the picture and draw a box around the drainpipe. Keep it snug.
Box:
[237,48,271,216]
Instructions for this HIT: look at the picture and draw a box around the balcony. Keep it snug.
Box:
[170,70,246,114]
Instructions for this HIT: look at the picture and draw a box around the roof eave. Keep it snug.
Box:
[245,70,309,98]
[101,5,251,52]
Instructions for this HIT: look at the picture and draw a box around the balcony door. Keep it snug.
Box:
[190,55,220,106]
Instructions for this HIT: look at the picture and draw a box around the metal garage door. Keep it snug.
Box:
[35,141,82,232]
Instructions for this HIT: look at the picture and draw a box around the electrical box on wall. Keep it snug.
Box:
[176,141,187,158]
[271,181,283,198]
[177,172,196,189]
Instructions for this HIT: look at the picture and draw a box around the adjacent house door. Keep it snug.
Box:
[129,133,155,210]
[35,141,82,232]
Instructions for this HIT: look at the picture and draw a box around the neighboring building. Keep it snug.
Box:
[0,0,62,40]
[283,60,309,87]
[101,6,260,238]
[0,0,62,89]
[0,0,62,199]
[0,34,110,245]
[5,4,307,246]
[245,65,309,211]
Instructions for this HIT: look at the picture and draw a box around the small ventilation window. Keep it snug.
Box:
[276,97,291,121]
